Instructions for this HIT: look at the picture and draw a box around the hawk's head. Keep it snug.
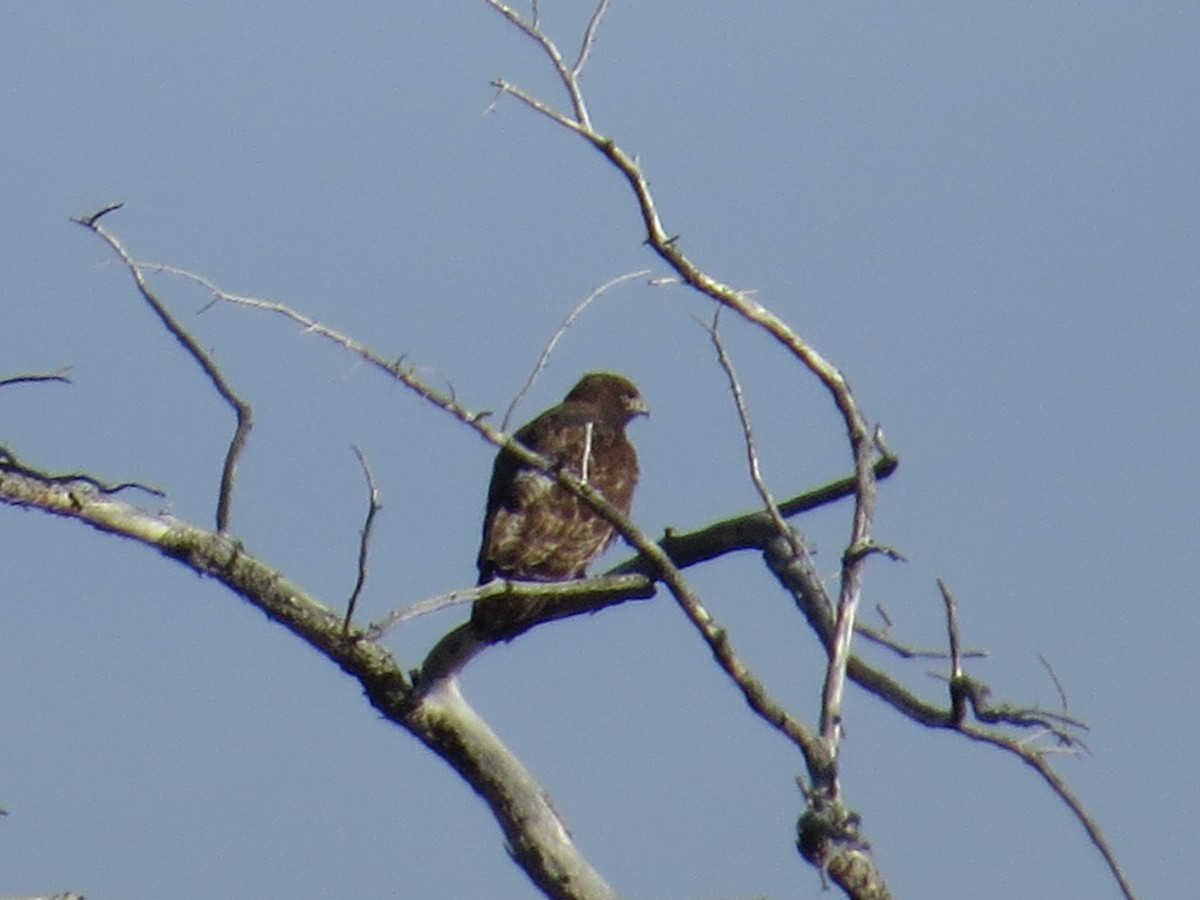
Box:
[564,372,650,425]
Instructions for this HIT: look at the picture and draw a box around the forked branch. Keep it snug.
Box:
[71,205,251,532]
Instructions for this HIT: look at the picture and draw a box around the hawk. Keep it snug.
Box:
[471,372,649,642]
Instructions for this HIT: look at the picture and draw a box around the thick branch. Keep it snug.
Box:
[0,463,615,900]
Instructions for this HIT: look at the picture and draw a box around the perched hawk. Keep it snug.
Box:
[471,372,649,642]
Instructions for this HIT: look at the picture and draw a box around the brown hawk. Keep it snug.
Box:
[471,372,648,642]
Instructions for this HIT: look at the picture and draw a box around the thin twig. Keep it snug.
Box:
[1038,652,1070,713]
[482,0,592,128]
[344,445,382,634]
[938,579,968,725]
[702,308,800,556]
[0,445,164,497]
[492,77,586,135]
[0,367,73,388]
[366,586,485,640]
[369,574,656,647]
[855,622,987,661]
[72,205,252,532]
[958,682,1088,735]
[572,0,611,78]
[960,727,1138,900]
[503,269,649,430]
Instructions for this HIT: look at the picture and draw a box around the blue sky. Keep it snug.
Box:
[2,3,1196,898]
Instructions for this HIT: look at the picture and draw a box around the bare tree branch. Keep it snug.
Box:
[0,445,164,498]
[0,367,73,388]
[0,461,617,900]
[767,539,1088,737]
[71,205,252,533]
[343,445,382,634]
[855,620,987,661]
[762,530,1121,897]
[959,726,1137,900]
[367,574,653,643]
[366,586,484,638]
[481,0,594,129]
[1038,652,1071,713]
[572,0,611,78]
[609,454,897,580]
[939,578,969,724]
[702,308,800,555]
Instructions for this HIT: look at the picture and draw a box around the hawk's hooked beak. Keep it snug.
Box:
[627,395,651,418]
